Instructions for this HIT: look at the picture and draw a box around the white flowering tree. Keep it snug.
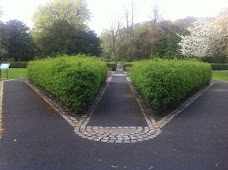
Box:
[179,8,228,58]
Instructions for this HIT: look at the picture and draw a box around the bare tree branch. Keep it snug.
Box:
[149,0,164,26]
[105,15,123,63]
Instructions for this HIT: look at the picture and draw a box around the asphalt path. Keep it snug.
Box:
[87,69,148,127]
[0,79,227,169]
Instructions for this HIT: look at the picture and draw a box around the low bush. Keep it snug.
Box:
[106,62,117,71]
[211,63,228,70]
[131,59,212,112]
[123,63,134,71]
[27,55,107,112]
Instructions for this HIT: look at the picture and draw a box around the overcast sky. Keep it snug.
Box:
[1,0,227,34]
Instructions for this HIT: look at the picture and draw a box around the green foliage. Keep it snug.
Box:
[3,20,36,61]
[33,0,90,31]
[101,20,189,62]
[69,29,101,56]
[123,63,134,71]
[203,56,227,63]
[7,62,28,68]
[0,21,8,60]
[131,59,212,112]
[32,0,100,57]
[106,62,117,71]
[27,54,107,112]
[211,63,228,70]
[34,19,101,56]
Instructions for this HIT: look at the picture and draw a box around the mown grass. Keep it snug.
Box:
[212,70,228,81]
[0,68,27,79]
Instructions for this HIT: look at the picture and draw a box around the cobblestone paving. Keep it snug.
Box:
[72,110,161,143]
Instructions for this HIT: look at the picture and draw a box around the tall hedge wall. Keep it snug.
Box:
[27,55,107,112]
[1,62,28,68]
[106,62,117,71]
[211,63,228,70]
[123,63,134,71]
[131,59,212,111]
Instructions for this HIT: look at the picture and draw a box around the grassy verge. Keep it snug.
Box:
[0,68,27,79]
[212,70,228,81]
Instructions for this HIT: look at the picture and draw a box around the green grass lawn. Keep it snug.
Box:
[0,68,27,79]
[212,70,228,81]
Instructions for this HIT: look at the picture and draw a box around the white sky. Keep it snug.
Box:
[0,0,228,34]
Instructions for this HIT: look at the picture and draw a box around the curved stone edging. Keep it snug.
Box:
[74,126,161,143]
[72,109,161,143]
[70,74,161,143]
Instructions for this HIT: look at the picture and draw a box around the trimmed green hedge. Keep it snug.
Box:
[211,63,228,70]
[106,62,117,71]
[27,55,107,112]
[131,59,212,111]
[2,62,28,68]
[123,63,134,71]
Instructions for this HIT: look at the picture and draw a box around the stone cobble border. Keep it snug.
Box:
[0,81,3,138]
[70,72,161,143]
[75,126,160,143]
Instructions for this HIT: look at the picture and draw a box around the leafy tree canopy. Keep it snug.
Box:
[32,0,101,57]
[4,20,36,61]
[33,0,90,31]
[101,19,189,61]
[36,19,101,56]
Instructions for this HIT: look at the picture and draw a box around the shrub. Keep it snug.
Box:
[106,62,117,71]
[211,63,228,70]
[27,55,107,112]
[123,63,134,71]
[2,62,28,68]
[131,59,212,112]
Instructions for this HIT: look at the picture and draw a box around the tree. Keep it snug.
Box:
[4,20,36,61]
[101,1,136,62]
[32,0,100,57]
[35,19,76,56]
[33,0,90,32]
[179,9,228,60]
[104,16,123,63]
[173,16,197,29]
[121,0,135,61]
[0,23,7,61]
[153,20,189,58]
[70,29,101,56]
[0,6,7,60]
[150,0,163,26]
[34,19,101,56]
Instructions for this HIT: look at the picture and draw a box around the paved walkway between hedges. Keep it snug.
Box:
[73,68,160,143]
[0,75,228,169]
